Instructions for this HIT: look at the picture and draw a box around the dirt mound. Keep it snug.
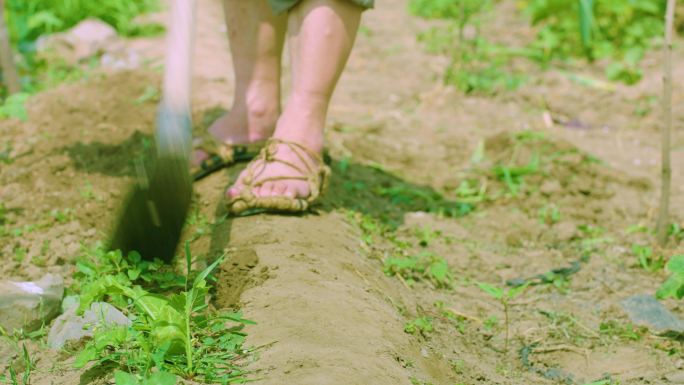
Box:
[466,131,652,227]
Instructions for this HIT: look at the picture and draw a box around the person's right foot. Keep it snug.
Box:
[192,98,279,167]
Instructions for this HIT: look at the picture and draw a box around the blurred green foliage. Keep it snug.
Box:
[0,0,162,105]
[409,0,667,88]
[410,0,526,94]
[6,0,161,53]
[524,0,666,83]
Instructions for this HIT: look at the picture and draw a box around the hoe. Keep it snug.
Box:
[110,0,196,263]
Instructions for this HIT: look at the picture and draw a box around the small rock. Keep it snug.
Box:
[0,339,18,371]
[0,274,64,333]
[553,222,577,242]
[70,18,117,44]
[540,180,562,196]
[48,302,131,349]
[666,371,684,384]
[620,295,684,335]
[36,18,118,64]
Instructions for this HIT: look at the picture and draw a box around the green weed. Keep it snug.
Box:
[539,310,596,345]
[71,244,253,383]
[598,320,644,342]
[0,93,29,121]
[668,223,684,242]
[656,255,684,300]
[454,179,487,204]
[483,315,499,331]
[404,317,434,336]
[476,282,529,353]
[0,204,7,225]
[538,203,560,225]
[114,370,176,385]
[631,244,665,272]
[414,226,440,247]
[378,184,473,218]
[134,86,160,105]
[434,301,468,334]
[384,252,453,288]
[0,343,33,385]
[0,143,13,164]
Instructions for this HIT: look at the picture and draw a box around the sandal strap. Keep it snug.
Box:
[238,138,328,201]
[194,131,235,163]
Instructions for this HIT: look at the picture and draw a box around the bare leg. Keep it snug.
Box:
[195,0,286,164]
[227,0,362,199]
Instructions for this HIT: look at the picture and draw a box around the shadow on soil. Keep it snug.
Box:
[206,157,470,256]
[60,130,151,177]
[59,107,227,178]
[58,109,468,257]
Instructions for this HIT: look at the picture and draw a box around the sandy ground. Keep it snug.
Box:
[2,0,684,384]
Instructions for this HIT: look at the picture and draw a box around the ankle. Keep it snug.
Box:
[249,99,279,135]
[272,92,329,152]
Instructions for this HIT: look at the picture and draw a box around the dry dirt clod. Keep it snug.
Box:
[0,274,63,333]
[666,371,684,384]
[0,338,18,372]
[619,295,684,335]
[48,302,132,350]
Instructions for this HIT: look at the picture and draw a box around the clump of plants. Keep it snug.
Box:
[476,282,529,353]
[410,0,669,89]
[524,0,666,83]
[70,244,253,384]
[410,0,526,94]
[404,316,434,336]
[384,252,453,288]
[657,255,684,299]
[1,0,164,97]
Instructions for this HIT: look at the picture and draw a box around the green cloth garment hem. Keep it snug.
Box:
[268,0,374,14]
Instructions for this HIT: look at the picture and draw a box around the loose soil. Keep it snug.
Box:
[1,0,684,384]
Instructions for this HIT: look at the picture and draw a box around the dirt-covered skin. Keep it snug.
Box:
[1,0,684,384]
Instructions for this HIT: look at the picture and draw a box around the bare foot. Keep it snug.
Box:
[226,138,324,202]
[192,98,279,167]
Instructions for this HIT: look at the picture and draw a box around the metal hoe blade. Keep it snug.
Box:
[110,0,196,262]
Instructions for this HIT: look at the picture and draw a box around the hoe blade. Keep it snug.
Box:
[109,107,193,263]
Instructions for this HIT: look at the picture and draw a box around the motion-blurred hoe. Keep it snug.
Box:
[110,0,195,263]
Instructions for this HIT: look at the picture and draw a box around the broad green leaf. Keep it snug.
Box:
[428,259,450,284]
[128,269,141,280]
[0,93,29,121]
[144,371,176,385]
[476,282,503,299]
[582,380,609,385]
[578,0,594,53]
[656,274,684,300]
[193,256,224,288]
[114,371,139,385]
[507,282,530,299]
[667,255,684,274]
[185,241,192,287]
[74,347,97,368]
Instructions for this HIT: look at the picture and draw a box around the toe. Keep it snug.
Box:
[262,182,278,197]
[273,182,288,197]
[226,185,241,199]
[282,184,296,199]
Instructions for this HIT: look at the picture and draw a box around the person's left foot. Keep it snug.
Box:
[226,137,323,202]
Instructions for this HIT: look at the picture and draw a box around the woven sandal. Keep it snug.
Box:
[227,138,331,215]
[191,130,266,181]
